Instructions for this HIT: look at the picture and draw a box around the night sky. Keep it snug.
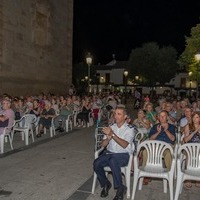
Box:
[73,0,200,64]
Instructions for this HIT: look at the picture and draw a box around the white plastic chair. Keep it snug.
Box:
[44,117,56,137]
[174,143,200,200]
[73,110,78,127]
[131,140,175,200]
[134,130,144,145]
[87,112,94,127]
[174,131,184,179]
[0,122,15,153]
[91,128,134,199]
[12,114,36,145]
[55,109,60,116]
[65,114,73,132]
[35,117,56,138]
[34,116,40,134]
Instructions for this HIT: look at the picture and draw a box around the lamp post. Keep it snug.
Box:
[124,70,128,104]
[135,75,139,86]
[86,52,92,93]
[189,80,192,97]
[195,53,200,99]
[188,72,192,97]
[85,76,89,94]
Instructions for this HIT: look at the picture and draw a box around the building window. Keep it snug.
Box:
[180,78,186,88]
[105,73,110,83]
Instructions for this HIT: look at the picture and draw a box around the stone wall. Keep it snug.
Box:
[0,0,73,96]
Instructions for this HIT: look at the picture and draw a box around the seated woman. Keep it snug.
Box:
[77,98,91,127]
[72,95,81,112]
[37,100,55,137]
[17,98,27,118]
[144,102,157,126]
[91,95,102,122]
[30,99,41,117]
[183,111,200,188]
[51,98,59,115]
[24,102,34,115]
[54,97,74,132]
[133,109,150,133]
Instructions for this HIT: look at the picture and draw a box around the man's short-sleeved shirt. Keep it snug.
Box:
[148,123,176,145]
[106,122,135,154]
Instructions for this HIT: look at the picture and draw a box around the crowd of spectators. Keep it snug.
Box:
[0,91,124,137]
[1,90,200,191]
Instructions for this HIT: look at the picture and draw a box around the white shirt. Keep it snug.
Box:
[106,122,135,154]
[180,117,188,127]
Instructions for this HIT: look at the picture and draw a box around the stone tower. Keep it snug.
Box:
[0,0,73,96]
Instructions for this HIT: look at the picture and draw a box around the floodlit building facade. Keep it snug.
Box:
[0,0,73,95]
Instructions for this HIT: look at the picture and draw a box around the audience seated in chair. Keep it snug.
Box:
[37,100,55,138]
[11,97,21,120]
[91,96,102,123]
[30,99,41,117]
[54,97,74,132]
[17,98,26,118]
[133,109,150,131]
[93,106,135,200]
[182,111,200,189]
[0,99,15,136]
[77,98,91,127]
[142,110,176,185]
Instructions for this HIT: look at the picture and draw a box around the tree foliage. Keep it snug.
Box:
[178,23,200,69]
[178,23,200,81]
[128,42,179,86]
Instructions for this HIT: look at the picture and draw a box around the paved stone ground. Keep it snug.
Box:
[87,176,200,200]
[0,101,200,200]
[0,127,95,200]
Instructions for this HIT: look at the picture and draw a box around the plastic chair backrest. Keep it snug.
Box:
[178,143,200,170]
[24,114,37,128]
[94,127,105,151]
[137,140,173,168]
[134,131,144,144]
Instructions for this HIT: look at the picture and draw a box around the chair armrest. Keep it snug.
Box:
[14,118,22,124]
[2,121,16,134]
[94,147,105,159]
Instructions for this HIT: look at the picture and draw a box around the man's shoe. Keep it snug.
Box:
[113,185,127,200]
[100,181,112,198]
[59,128,64,132]
[55,127,61,131]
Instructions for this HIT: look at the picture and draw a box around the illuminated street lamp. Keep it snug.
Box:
[124,70,128,104]
[135,75,139,85]
[85,76,88,81]
[195,52,200,99]
[188,72,192,97]
[86,52,92,84]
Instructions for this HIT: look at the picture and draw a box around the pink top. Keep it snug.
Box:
[0,108,15,134]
